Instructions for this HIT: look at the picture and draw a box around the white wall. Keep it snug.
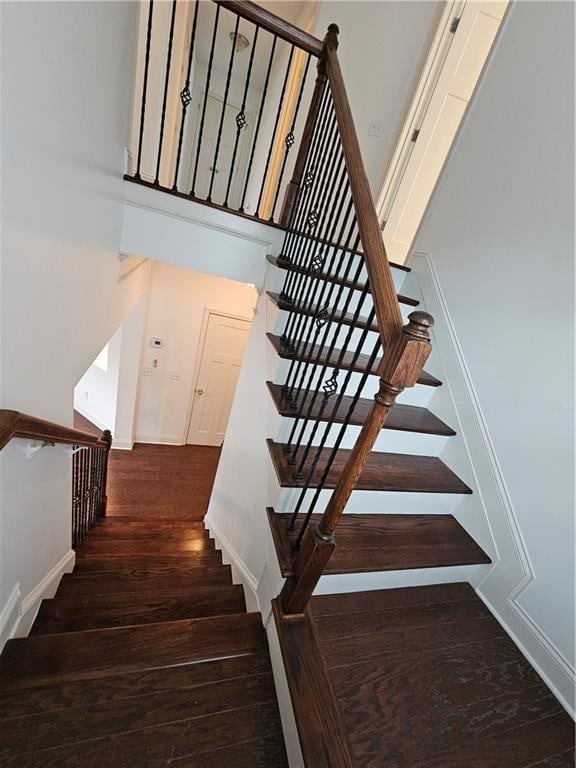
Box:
[0,1,146,641]
[312,1,441,196]
[74,327,123,433]
[412,1,575,712]
[135,261,257,444]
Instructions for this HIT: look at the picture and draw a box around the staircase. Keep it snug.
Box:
[0,446,288,767]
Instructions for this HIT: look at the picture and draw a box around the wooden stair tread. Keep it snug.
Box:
[267,332,442,387]
[0,652,272,720]
[169,733,289,767]
[56,566,233,595]
[267,253,413,295]
[267,439,472,494]
[73,552,222,571]
[268,510,490,576]
[1,701,286,768]
[31,585,246,635]
[78,536,217,554]
[267,381,456,436]
[0,614,266,689]
[0,669,279,758]
[309,584,574,767]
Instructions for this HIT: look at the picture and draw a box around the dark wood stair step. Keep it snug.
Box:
[77,536,217,554]
[268,290,380,331]
[267,333,442,387]
[267,381,455,436]
[1,701,286,768]
[0,614,266,690]
[267,439,472,494]
[31,585,246,635]
[170,733,289,767]
[73,552,222,572]
[267,254,414,301]
[268,510,490,576]
[0,651,272,720]
[56,565,233,596]
[0,669,278,758]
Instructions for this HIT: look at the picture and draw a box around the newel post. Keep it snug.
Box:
[279,311,434,616]
[278,24,339,229]
[99,429,112,518]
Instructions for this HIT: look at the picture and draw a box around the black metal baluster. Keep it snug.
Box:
[154,0,177,185]
[224,24,259,208]
[292,282,375,476]
[239,34,277,213]
[135,0,154,180]
[72,449,80,548]
[172,0,199,190]
[207,13,240,202]
[190,2,221,197]
[289,311,380,535]
[268,54,311,223]
[255,45,295,218]
[279,99,338,313]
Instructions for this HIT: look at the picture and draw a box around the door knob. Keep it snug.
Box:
[196,389,204,396]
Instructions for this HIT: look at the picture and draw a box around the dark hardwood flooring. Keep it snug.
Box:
[268,510,491,575]
[73,409,102,437]
[310,583,575,768]
[267,439,472,494]
[0,442,288,767]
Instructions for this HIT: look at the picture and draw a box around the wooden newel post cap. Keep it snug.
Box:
[405,311,434,341]
[102,429,112,448]
[325,23,339,48]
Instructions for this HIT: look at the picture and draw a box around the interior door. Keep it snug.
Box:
[188,96,249,207]
[187,312,251,447]
[379,1,508,264]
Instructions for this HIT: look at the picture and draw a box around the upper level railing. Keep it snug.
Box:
[125,1,433,617]
[0,410,112,548]
[126,0,322,223]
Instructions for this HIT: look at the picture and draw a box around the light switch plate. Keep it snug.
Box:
[368,120,384,138]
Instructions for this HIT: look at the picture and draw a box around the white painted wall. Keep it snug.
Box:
[0,1,146,642]
[135,261,258,445]
[412,1,575,713]
[74,327,123,433]
[312,1,442,196]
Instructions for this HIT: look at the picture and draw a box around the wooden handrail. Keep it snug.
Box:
[0,410,109,452]
[323,35,404,349]
[214,1,324,57]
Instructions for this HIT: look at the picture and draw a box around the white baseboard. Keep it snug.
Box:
[0,584,22,651]
[411,251,575,717]
[134,434,184,446]
[13,550,76,639]
[205,513,260,612]
[112,438,134,450]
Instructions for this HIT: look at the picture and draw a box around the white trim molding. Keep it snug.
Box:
[411,251,575,717]
[15,549,76,639]
[0,584,22,651]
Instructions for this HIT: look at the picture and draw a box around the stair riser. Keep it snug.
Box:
[276,417,448,456]
[272,482,467,516]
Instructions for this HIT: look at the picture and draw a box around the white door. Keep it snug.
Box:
[187,312,251,447]
[377,1,508,264]
[186,96,251,208]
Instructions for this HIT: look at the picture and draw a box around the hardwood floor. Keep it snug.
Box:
[0,441,288,767]
[311,584,575,768]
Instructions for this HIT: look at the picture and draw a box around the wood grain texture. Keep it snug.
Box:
[311,584,574,767]
[273,600,355,768]
[267,381,455,434]
[267,332,442,386]
[267,439,472,493]
[268,510,491,575]
[0,408,106,451]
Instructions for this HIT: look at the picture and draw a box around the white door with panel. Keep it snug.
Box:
[187,312,251,447]
[377,1,508,264]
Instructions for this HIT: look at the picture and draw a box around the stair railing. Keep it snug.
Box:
[272,25,435,616]
[0,410,112,548]
[126,0,322,223]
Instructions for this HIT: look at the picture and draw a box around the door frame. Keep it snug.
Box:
[184,307,253,445]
